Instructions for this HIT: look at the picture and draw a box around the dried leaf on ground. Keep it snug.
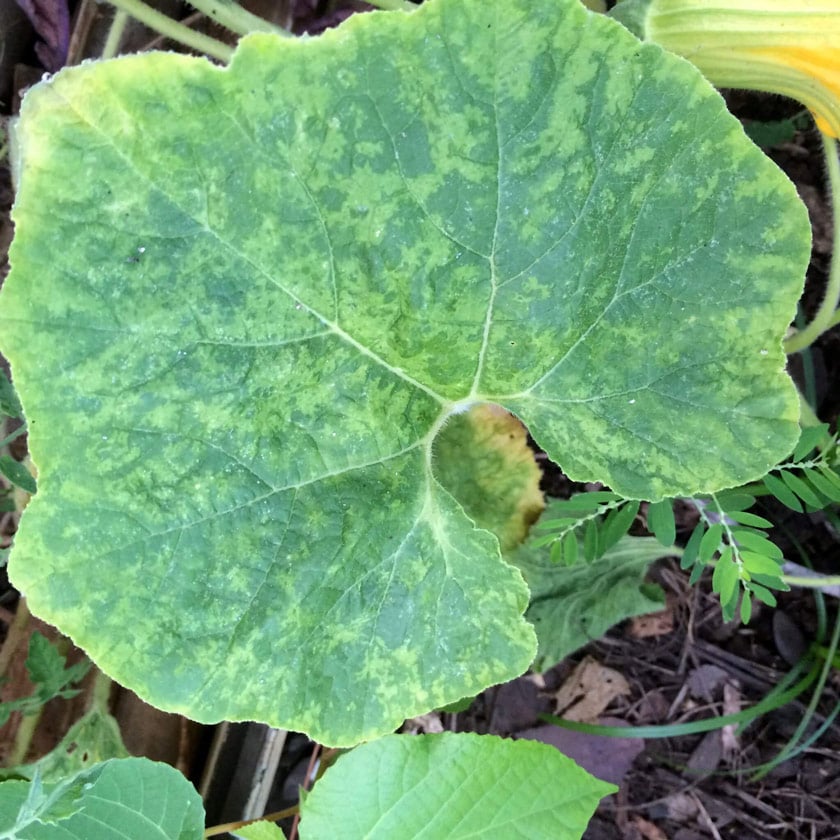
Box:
[553,656,630,721]
[628,601,675,639]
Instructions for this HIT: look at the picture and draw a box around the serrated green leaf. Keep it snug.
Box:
[25,633,90,705]
[763,472,804,512]
[699,523,723,564]
[0,0,809,744]
[299,733,615,839]
[779,470,826,509]
[731,529,783,560]
[514,532,666,670]
[0,758,203,839]
[602,501,640,553]
[728,510,773,529]
[681,521,705,570]
[792,423,831,462]
[647,499,675,546]
[0,455,36,495]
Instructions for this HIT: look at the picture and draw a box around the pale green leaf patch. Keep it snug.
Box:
[298,733,615,839]
[1,0,809,744]
[234,821,286,840]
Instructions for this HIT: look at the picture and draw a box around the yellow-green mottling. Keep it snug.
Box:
[0,0,809,745]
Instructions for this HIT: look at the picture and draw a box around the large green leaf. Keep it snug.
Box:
[298,732,615,839]
[1,0,808,744]
[0,758,203,839]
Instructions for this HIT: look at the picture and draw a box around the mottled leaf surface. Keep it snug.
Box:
[1,0,808,744]
[298,733,615,839]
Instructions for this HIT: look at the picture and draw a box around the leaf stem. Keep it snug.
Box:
[204,805,299,838]
[751,608,840,780]
[185,0,288,37]
[101,9,130,59]
[0,425,27,449]
[785,134,840,354]
[7,707,42,767]
[89,668,113,713]
[782,574,840,588]
[104,0,235,62]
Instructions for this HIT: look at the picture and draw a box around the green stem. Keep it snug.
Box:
[89,669,113,713]
[364,0,417,10]
[0,425,28,449]
[7,707,42,766]
[102,9,130,58]
[105,0,234,62]
[797,390,822,428]
[782,574,840,588]
[185,0,288,37]
[750,610,840,780]
[785,134,840,354]
[811,643,840,668]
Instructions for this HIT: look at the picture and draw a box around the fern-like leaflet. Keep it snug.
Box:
[531,425,839,623]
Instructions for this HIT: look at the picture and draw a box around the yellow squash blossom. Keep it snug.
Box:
[613,0,840,138]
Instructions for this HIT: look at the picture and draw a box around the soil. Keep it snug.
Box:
[1,3,839,839]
